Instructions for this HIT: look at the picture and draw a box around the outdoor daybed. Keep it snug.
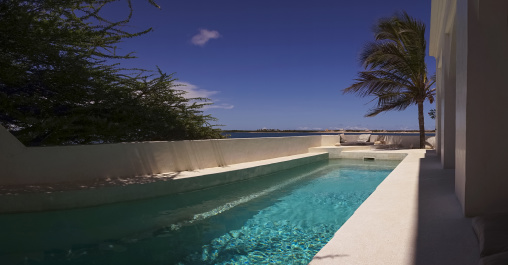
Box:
[337,134,376,146]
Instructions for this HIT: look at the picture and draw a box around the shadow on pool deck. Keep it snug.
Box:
[412,150,479,265]
[310,149,479,265]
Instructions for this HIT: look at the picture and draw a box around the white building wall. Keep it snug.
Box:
[436,65,443,157]
[454,0,468,214]
[463,0,508,216]
[441,24,456,169]
[432,0,508,216]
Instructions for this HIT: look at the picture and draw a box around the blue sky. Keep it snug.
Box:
[104,0,435,131]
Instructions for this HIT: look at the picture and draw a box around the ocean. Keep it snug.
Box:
[223,132,435,138]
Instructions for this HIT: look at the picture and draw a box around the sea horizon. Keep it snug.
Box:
[224,131,436,138]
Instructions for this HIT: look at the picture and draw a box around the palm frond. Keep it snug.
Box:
[344,10,433,114]
[344,70,412,96]
[366,92,414,117]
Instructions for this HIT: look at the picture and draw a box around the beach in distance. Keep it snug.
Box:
[223,131,436,139]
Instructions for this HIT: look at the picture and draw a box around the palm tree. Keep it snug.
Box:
[343,12,435,148]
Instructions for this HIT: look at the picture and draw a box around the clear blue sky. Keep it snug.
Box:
[104,0,435,131]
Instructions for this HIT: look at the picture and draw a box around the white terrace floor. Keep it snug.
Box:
[310,149,479,265]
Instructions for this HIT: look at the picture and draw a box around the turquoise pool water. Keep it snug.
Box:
[0,159,399,265]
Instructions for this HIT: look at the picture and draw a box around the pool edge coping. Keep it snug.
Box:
[310,149,479,265]
[0,152,328,213]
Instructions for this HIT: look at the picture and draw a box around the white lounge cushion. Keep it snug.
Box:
[473,214,508,257]
[369,135,379,142]
[357,134,371,143]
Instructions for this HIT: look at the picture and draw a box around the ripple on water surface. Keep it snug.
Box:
[0,159,399,265]
[178,160,398,264]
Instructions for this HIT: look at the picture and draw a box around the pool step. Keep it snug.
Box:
[308,146,407,160]
[308,146,372,158]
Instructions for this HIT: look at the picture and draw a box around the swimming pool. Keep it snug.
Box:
[0,158,399,264]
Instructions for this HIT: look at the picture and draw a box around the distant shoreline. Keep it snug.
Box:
[223,131,436,139]
[224,130,436,134]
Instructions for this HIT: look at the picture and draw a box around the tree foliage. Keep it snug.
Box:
[343,11,435,148]
[0,0,223,146]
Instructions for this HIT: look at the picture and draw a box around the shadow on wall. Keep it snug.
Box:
[1,125,435,187]
[376,135,434,149]
[0,126,323,186]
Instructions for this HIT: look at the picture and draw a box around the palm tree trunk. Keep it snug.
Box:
[417,100,425,148]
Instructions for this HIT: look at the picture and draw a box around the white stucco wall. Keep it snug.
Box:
[0,126,325,185]
[441,22,457,169]
[463,0,508,216]
[431,0,508,216]
[431,0,457,169]
[454,0,468,215]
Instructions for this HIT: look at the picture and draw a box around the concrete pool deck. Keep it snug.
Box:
[311,149,479,264]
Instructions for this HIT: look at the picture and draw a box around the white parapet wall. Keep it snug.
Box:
[0,126,323,185]
[0,126,433,186]
[321,134,434,149]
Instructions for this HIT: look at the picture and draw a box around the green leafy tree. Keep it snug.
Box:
[343,12,435,148]
[0,0,223,146]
